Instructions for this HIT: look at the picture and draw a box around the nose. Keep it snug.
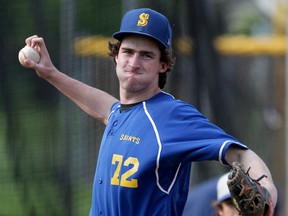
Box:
[128,54,140,70]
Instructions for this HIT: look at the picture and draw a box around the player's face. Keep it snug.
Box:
[115,35,168,99]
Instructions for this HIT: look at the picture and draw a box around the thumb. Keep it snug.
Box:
[23,58,38,69]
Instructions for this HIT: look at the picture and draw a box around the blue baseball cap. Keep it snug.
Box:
[113,8,172,48]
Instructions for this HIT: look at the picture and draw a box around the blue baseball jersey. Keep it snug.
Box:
[89,92,247,216]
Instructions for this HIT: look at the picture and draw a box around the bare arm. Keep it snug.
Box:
[22,35,118,124]
[225,146,278,207]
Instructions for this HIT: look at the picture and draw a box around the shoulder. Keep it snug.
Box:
[107,101,121,119]
[146,91,204,118]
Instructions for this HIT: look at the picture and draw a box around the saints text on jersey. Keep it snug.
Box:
[119,134,140,144]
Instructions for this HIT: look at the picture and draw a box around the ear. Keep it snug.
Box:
[216,203,224,216]
[159,62,169,73]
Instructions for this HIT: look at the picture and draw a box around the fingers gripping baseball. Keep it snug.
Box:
[19,35,55,78]
[227,162,273,216]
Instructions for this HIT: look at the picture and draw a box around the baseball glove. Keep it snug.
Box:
[227,162,273,216]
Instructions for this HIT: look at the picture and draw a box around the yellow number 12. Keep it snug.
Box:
[110,154,139,188]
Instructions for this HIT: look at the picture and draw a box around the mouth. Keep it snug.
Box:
[125,70,142,77]
[126,68,140,73]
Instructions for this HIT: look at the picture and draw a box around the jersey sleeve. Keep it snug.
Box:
[153,101,247,165]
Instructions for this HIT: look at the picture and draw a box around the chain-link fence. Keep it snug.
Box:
[0,0,286,215]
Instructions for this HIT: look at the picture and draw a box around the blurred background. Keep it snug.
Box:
[0,0,287,215]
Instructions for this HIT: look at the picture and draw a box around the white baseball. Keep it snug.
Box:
[18,45,40,67]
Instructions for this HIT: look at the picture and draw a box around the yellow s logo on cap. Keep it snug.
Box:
[137,13,150,26]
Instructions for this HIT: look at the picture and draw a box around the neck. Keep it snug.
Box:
[120,87,161,104]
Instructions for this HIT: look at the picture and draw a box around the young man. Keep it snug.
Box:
[22,8,277,216]
[213,173,240,216]
[183,173,240,216]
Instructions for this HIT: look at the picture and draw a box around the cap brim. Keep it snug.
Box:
[217,194,231,202]
[112,31,168,48]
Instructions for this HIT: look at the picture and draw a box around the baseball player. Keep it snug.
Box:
[22,8,277,216]
[213,173,239,216]
[182,176,218,216]
[183,173,238,216]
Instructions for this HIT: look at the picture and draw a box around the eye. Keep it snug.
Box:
[142,52,153,59]
[121,48,133,55]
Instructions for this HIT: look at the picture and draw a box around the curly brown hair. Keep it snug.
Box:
[108,40,175,89]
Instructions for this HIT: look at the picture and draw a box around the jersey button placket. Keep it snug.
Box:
[108,120,118,136]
